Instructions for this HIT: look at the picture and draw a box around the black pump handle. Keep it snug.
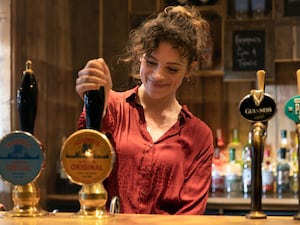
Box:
[84,87,105,130]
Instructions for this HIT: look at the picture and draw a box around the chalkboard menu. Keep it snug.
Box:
[232,30,265,71]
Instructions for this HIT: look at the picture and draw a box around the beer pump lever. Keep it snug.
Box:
[61,86,115,218]
[239,70,277,219]
[17,60,38,133]
[0,61,46,217]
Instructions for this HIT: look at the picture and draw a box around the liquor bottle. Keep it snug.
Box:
[278,130,289,159]
[227,128,243,166]
[276,147,290,195]
[242,132,252,194]
[216,128,228,166]
[225,148,242,194]
[289,131,298,195]
[211,129,225,194]
[262,146,274,194]
[291,154,298,195]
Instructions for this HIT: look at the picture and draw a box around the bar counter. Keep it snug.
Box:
[46,193,300,215]
[207,193,299,215]
[1,213,300,225]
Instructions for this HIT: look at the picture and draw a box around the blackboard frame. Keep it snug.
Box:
[224,21,274,81]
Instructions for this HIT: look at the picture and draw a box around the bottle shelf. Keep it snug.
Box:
[207,193,299,214]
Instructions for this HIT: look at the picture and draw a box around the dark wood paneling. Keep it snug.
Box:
[11,0,99,205]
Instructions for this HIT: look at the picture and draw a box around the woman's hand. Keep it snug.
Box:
[76,58,112,101]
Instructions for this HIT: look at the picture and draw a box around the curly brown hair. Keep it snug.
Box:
[119,5,212,79]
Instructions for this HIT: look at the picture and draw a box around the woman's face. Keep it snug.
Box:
[139,41,190,100]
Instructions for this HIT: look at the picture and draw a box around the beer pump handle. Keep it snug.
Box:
[257,70,266,92]
[84,87,105,131]
[297,69,300,95]
[17,60,38,134]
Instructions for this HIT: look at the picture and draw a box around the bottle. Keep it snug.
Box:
[211,130,225,194]
[276,147,290,195]
[216,128,228,166]
[225,148,242,194]
[242,132,252,194]
[289,131,298,195]
[262,146,274,194]
[291,160,298,195]
[227,128,243,166]
[278,130,289,159]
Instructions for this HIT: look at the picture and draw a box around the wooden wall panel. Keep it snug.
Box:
[102,0,130,90]
[11,0,99,207]
[202,77,226,138]
[11,1,50,206]
[177,77,204,120]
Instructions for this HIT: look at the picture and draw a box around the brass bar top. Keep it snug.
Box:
[1,213,300,225]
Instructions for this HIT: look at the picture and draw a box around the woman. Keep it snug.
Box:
[76,5,214,215]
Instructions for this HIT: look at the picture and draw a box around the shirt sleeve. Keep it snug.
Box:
[176,125,214,215]
[77,108,86,129]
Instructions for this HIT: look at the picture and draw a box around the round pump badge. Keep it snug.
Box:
[0,131,45,185]
[285,96,300,123]
[61,129,115,185]
[239,93,277,122]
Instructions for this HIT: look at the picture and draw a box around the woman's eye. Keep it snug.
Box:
[146,60,157,66]
[167,67,179,73]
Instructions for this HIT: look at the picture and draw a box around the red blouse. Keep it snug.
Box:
[77,86,214,215]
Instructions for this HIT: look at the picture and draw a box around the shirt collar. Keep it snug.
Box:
[125,85,192,122]
[125,85,139,103]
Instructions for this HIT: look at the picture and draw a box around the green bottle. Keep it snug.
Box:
[242,133,252,194]
[225,148,242,194]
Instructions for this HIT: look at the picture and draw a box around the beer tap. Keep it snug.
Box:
[239,70,277,219]
[0,60,47,217]
[61,87,115,218]
[284,69,300,220]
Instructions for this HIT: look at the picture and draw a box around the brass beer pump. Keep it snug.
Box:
[61,87,115,218]
[0,61,47,217]
[239,70,277,219]
[284,69,300,220]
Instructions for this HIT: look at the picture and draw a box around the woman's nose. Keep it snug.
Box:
[152,66,164,80]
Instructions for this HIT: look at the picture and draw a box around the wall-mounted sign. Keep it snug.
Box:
[232,30,265,71]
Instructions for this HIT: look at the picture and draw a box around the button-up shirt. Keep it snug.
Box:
[77,86,214,215]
